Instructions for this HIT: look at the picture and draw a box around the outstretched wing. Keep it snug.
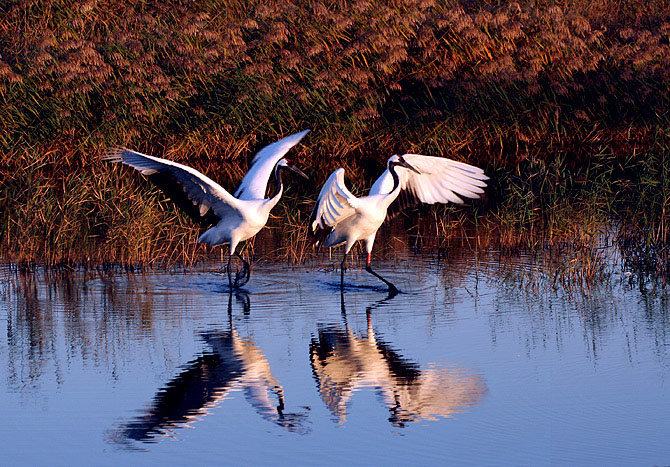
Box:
[369,154,488,218]
[309,168,358,245]
[234,129,310,201]
[103,148,242,227]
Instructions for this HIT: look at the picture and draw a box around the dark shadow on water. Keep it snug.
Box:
[316,279,412,296]
[171,272,253,296]
[111,291,309,447]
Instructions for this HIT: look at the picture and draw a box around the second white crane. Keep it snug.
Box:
[310,154,488,294]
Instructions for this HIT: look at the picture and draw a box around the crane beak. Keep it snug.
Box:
[287,163,309,180]
[399,158,421,174]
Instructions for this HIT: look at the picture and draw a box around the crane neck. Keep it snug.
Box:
[383,162,403,205]
[389,162,402,193]
[267,164,285,207]
[374,161,405,211]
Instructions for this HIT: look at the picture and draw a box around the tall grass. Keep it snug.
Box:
[0,0,668,273]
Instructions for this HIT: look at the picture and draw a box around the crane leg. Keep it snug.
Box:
[364,253,399,296]
[226,253,233,289]
[340,252,347,291]
[234,252,251,288]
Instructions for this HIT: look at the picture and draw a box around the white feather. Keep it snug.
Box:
[310,168,358,231]
[369,154,488,205]
[234,129,310,200]
[103,148,242,219]
[103,129,309,287]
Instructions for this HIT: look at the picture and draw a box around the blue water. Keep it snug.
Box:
[0,251,668,466]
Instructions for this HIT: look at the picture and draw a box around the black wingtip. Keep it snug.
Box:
[308,211,333,247]
[102,147,124,162]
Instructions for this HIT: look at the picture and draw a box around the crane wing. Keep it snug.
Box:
[369,154,488,218]
[103,148,242,226]
[310,168,358,244]
[234,129,310,201]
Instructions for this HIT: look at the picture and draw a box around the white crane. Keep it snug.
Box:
[104,130,310,288]
[310,154,488,294]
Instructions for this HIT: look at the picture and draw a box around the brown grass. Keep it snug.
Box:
[0,0,669,273]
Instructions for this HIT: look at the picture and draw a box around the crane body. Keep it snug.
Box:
[104,130,310,288]
[311,154,488,294]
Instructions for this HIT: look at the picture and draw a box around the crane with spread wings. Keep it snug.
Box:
[310,154,488,294]
[104,130,310,288]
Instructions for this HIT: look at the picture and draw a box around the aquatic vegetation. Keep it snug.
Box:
[0,0,668,280]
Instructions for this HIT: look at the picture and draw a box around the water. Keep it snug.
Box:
[1,249,668,466]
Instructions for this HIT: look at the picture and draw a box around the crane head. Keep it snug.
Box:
[388,154,421,174]
[277,158,309,179]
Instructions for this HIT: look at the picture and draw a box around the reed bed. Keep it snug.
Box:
[0,0,669,280]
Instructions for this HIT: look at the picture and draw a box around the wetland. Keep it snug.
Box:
[1,240,669,465]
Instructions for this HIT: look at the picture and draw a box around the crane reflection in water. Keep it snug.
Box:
[115,292,309,445]
[310,295,488,427]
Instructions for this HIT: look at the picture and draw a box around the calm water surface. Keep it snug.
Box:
[1,250,669,466]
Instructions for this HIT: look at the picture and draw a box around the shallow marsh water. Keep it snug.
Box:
[0,248,669,466]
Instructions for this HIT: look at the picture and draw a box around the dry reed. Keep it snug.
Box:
[0,0,668,279]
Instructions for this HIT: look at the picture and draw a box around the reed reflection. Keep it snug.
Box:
[310,294,487,427]
[118,292,309,444]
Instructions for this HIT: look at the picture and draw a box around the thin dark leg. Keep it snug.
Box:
[236,290,251,315]
[228,288,250,317]
[234,252,251,287]
[227,254,233,289]
[340,252,347,292]
[227,290,233,318]
[276,391,285,417]
[364,253,399,296]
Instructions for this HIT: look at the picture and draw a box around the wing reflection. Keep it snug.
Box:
[118,292,309,444]
[310,295,487,427]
